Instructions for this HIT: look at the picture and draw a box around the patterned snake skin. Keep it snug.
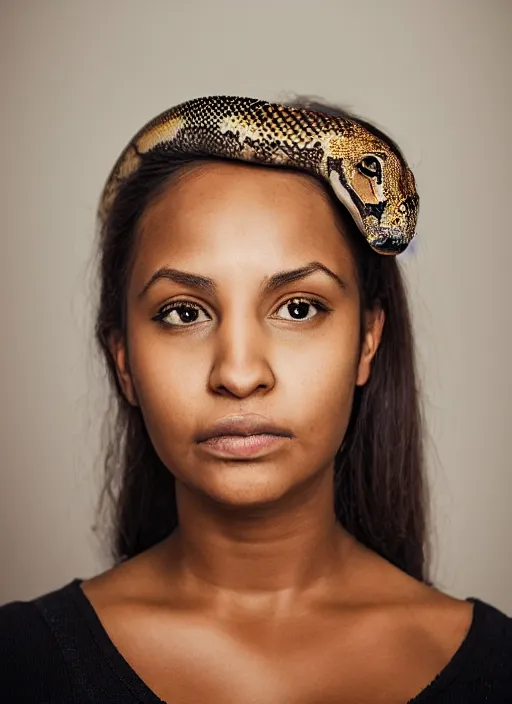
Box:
[99,96,419,254]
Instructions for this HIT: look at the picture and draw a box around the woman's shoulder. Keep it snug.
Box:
[428,594,512,701]
[464,594,512,654]
[0,580,81,699]
[0,583,67,654]
[400,584,512,700]
[355,554,512,698]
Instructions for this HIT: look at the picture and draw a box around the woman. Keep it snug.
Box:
[2,96,511,703]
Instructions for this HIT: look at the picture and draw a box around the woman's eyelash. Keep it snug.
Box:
[152,297,333,328]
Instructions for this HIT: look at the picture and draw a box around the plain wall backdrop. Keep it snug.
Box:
[0,0,510,612]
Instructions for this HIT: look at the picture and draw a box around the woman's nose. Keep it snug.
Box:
[207,315,275,398]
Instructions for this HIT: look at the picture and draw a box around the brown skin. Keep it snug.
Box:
[82,162,473,703]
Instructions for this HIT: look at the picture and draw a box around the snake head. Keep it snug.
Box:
[326,130,419,255]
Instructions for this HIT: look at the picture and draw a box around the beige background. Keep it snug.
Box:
[1,0,510,613]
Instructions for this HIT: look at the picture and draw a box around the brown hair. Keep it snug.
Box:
[93,98,433,585]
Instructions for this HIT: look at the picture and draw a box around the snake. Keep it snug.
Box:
[98,96,419,255]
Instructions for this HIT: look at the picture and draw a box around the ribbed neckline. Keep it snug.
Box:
[66,577,485,704]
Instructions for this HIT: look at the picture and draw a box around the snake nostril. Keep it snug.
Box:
[380,237,407,254]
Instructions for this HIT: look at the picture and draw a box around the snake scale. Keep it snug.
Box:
[99,96,419,255]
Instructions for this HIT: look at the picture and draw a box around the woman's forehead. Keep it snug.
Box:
[136,161,354,264]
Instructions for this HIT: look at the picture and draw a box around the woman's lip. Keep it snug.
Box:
[196,414,292,443]
[198,434,290,458]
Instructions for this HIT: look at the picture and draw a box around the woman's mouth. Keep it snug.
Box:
[198,433,290,458]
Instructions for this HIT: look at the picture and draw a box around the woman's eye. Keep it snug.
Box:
[274,297,329,321]
[153,301,210,327]
[152,297,330,328]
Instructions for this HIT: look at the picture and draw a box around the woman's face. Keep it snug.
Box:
[111,161,383,509]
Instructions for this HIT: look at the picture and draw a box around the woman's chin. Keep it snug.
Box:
[191,462,298,511]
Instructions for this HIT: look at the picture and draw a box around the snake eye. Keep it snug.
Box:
[357,156,382,183]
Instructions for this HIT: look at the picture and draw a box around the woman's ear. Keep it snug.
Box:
[356,307,385,387]
[107,331,139,406]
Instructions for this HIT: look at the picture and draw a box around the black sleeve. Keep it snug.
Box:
[0,600,73,702]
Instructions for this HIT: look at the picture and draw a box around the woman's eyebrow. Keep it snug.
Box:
[138,261,347,299]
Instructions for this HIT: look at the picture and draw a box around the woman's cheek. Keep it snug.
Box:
[280,331,359,441]
[128,335,200,430]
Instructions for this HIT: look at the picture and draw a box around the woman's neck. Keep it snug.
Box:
[158,469,360,614]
